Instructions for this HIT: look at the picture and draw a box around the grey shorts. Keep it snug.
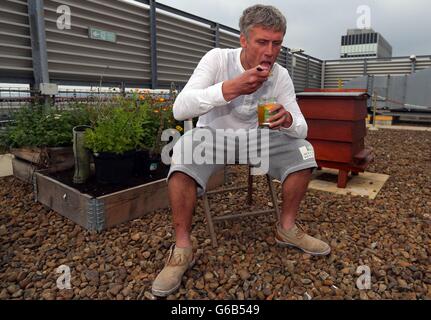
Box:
[167,127,317,196]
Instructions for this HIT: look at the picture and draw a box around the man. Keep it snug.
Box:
[152,4,331,298]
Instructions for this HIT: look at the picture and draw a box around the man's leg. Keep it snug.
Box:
[263,130,330,255]
[168,171,197,248]
[153,168,216,297]
[275,166,330,255]
[279,168,312,230]
[153,127,222,297]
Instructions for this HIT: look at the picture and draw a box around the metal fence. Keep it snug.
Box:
[1,0,430,94]
[0,0,322,91]
[323,55,431,88]
[0,0,33,82]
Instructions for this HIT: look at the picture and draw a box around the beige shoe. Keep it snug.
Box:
[275,223,331,256]
[151,245,195,297]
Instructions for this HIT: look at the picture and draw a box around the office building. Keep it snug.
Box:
[340,28,392,59]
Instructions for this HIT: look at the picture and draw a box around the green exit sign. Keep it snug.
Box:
[88,27,117,43]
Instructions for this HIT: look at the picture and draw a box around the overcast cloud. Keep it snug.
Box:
[154,0,431,60]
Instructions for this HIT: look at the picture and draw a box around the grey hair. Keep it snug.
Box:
[239,4,287,38]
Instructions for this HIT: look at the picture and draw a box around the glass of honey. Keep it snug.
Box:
[257,97,276,127]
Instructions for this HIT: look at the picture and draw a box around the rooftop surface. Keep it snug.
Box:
[0,128,430,300]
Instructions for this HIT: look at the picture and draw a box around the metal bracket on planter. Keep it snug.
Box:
[32,173,38,203]
[87,198,105,232]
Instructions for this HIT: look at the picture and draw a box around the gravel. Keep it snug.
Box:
[0,128,430,300]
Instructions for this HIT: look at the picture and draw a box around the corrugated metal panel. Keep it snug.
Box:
[308,59,322,89]
[276,48,288,69]
[324,56,431,88]
[325,60,368,88]
[415,56,431,71]
[156,11,214,85]
[44,0,151,85]
[286,53,292,72]
[367,60,411,75]
[219,30,239,49]
[12,0,430,93]
[0,0,324,89]
[292,55,308,92]
[0,0,33,80]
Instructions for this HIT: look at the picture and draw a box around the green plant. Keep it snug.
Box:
[84,96,148,154]
[137,86,180,156]
[83,87,181,156]
[0,103,90,149]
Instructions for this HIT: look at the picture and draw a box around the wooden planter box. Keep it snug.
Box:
[11,147,74,183]
[297,90,373,188]
[34,168,225,231]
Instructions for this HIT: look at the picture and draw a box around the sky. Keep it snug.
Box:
[150,0,431,60]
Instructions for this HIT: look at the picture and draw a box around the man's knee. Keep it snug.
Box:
[285,168,313,182]
[294,168,313,177]
[168,171,197,187]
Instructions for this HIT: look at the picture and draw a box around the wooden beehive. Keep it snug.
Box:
[297,90,373,188]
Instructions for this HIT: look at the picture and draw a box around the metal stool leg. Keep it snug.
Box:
[203,193,218,247]
[203,167,279,248]
[266,174,280,220]
[247,166,253,205]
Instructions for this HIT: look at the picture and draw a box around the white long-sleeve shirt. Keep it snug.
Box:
[173,47,308,139]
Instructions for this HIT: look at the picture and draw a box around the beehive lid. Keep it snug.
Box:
[297,92,370,98]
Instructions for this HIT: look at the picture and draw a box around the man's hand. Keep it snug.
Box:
[267,104,293,129]
[222,66,270,101]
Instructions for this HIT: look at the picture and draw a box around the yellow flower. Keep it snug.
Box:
[139,95,145,100]
[159,98,165,102]
[176,125,183,132]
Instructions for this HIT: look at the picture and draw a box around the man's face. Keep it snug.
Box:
[240,25,284,70]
